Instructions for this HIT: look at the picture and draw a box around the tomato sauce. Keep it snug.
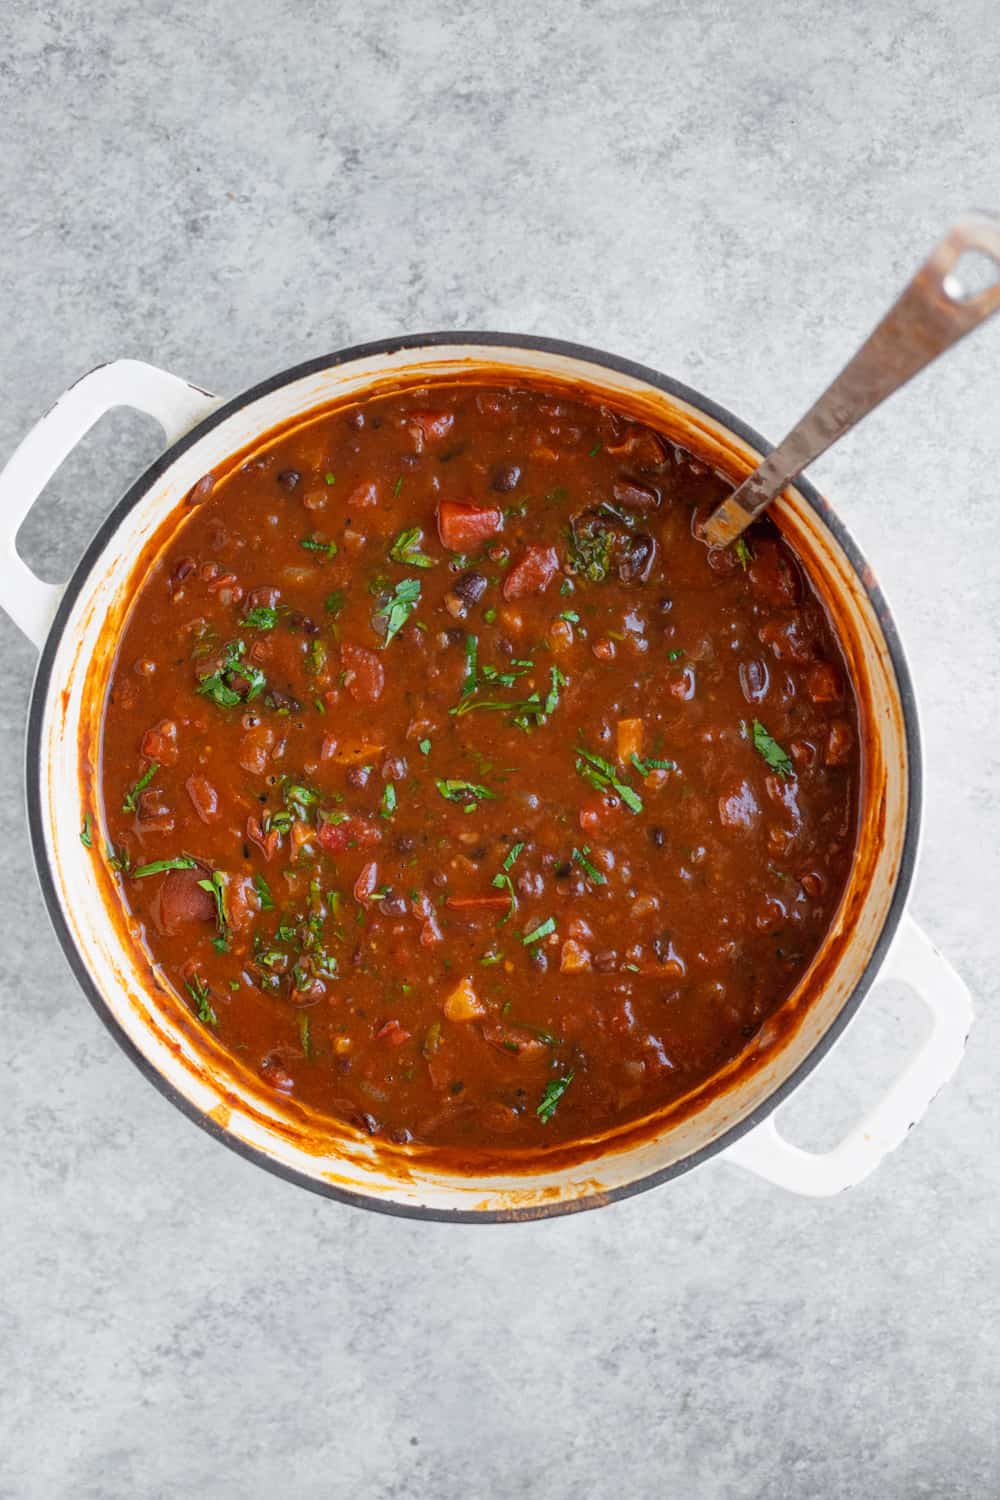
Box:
[97,381,860,1148]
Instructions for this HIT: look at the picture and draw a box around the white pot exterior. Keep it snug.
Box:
[6,339,972,1218]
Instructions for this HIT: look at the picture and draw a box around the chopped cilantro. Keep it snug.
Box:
[752,719,794,777]
[306,639,327,675]
[325,472,336,485]
[393,475,404,497]
[133,856,198,878]
[667,648,684,661]
[558,610,580,623]
[480,950,504,966]
[253,872,274,910]
[381,783,397,818]
[80,813,93,849]
[630,752,675,776]
[241,605,278,631]
[537,1071,574,1123]
[418,738,432,757]
[300,535,338,559]
[491,841,524,924]
[197,639,265,708]
[197,870,230,949]
[122,762,159,814]
[574,746,643,814]
[374,577,420,646]
[522,916,556,946]
[735,536,753,570]
[435,779,496,812]
[325,589,347,617]
[389,527,437,569]
[544,665,566,715]
[483,607,497,623]
[589,442,603,457]
[185,974,217,1027]
[571,846,607,885]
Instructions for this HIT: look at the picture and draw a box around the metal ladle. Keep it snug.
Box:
[702,213,1000,548]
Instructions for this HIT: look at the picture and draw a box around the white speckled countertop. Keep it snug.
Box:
[1,2,997,1495]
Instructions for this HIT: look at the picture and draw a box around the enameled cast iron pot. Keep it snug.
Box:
[0,336,973,1221]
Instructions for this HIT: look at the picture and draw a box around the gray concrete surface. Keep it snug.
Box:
[1,2,998,1496]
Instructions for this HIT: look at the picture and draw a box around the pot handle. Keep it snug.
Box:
[722,913,972,1196]
[0,359,220,649]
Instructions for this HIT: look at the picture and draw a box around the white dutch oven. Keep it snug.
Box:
[0,337,973,1221]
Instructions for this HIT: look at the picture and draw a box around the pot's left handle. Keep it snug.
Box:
[0,360,220,649]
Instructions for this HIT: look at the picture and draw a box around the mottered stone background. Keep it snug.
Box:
[1,2,997,1496]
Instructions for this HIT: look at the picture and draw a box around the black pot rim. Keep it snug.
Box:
[24,331,923,1223]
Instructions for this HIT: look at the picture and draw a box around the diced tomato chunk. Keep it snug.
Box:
[436,501,503,553]
[140,719,178,764]
[407,410,455,446]
[502,544,560,600]
[154,870,215,936]
[341,642,385,703]
[186,775,221,824]
[346,480,379,510]
[317,815,382,854]
[375,1018,412,1045]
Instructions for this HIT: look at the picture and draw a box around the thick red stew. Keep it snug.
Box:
[97,381,860,1150]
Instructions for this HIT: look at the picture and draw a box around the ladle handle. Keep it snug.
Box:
[703,212,1000,546]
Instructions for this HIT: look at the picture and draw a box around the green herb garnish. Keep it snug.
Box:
[393,476,404,497]
[241,605,278,631]
[122,762,159,814]
[325,472,336,486]
[381,783,397,818]
[133,856,198,878]
[80,813,93,849]
[752,719,794,777]
[325,589,347,617]
[435,779,496,812]
[522,916,556,946]
[571,846,607,885]
[374,577,421,646]
[306,639,327,675]
[389,527,437,569]
[544,665,566,715]
[185,975,217,1027]
[537,1071,574,1123]
[491,841,524,924]
[197,870,229,949]
[300,535,338,559]
[735,537,753,570]
[299,1012,313,1057]
[574,747,643,814]
[197,639,265,708]
[418,738,432,757]
[629,753,675,777]
[253,872,274,910]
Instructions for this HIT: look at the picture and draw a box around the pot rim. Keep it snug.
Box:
[24,331,923,1222]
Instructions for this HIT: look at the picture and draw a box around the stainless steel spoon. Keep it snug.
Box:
[702,212,1000,548]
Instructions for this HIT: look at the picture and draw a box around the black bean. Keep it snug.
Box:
[381,895,409,917]
[452,570,488,606]
[593,949,618,972]
[347,765,371,789]
[618,532,656,584]
[277,469,301,491]
[491,462,522,492]
[649,826,666,848]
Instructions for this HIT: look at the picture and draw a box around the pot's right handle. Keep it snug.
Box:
[0,360,220,649]
[723,914,972,1196]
